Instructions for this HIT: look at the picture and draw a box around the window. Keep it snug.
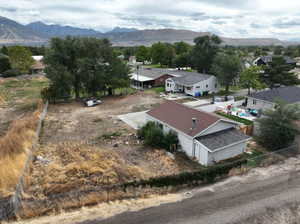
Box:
[186,87,192,90]
[215,84,218,88]
[253,99,257,105]
[206,84,208,88]
[196,86,200,88]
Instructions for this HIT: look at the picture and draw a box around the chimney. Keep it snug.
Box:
[191,118,197,130]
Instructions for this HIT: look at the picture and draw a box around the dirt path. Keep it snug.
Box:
[11,156,300,224]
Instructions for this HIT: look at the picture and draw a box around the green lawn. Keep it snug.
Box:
[215,111,254,126]
[145,86,165,94]
[0,77,49,110]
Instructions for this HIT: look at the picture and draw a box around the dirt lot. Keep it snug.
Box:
[26,92,201,200]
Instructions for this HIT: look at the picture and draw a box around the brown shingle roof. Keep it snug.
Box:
[147,101,220,137]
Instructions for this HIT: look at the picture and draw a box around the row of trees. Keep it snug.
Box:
[43,37,130,102]
[0,46,34,76]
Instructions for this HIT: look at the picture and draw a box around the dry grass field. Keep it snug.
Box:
[24,93,201,210]
[0,75,48,196]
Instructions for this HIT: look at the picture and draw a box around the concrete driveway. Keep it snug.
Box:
[118,111,148,130]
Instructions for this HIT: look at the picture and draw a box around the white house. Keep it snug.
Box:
[146,101,251,166]
[165,73,218,97]
[246,86,300,111]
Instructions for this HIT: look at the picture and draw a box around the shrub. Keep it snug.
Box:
[138,121,179,151]
[163,131,179,152]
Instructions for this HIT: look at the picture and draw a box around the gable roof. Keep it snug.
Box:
[196,128,251,152]
[130,68,214,83]
[133,68,178,80]
[170,73,213,86]
[147,101,220,137]
[250,86,300,104]
[257,56,296,65]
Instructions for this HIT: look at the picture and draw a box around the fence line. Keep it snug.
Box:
[0,101,49,221]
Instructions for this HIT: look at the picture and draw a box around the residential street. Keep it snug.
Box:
[77,168,300,224]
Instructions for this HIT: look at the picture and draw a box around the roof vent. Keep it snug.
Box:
[191,118,197,130]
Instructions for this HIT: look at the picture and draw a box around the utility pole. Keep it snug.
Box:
[137,65,140,89]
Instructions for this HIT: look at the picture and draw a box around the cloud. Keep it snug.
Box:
[0,0,299,40]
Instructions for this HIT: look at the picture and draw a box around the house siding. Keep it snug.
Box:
[154,74,173,87]
[146,114,194,157]
[165,76,219,96]
[246,97,275,111]
[207,141,247,165]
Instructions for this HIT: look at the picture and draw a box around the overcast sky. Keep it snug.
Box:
[1,0,300,40]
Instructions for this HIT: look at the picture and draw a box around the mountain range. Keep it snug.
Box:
[0,16,295,46]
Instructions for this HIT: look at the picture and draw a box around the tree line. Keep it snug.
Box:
[42,37,130,102]
[0,46,36,77]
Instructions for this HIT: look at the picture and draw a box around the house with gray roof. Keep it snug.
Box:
[165,72,218,97]
[130,68,180,89]
[147,101,251,165]
[246,86,300,111]
[254,55,296,67]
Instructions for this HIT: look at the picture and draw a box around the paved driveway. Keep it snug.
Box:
[118,111,148,130]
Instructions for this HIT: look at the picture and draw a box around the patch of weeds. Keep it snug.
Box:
[246,150,265,167]
[101,131,122,139]
[93,118,103,123]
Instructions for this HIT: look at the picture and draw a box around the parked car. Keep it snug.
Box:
[84,98,102,107]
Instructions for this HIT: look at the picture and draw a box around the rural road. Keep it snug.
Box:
[77,170,300,224]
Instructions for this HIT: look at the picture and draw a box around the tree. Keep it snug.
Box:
[0,46,8,55]
[151,42,175,67]
[173,41,191,55]
[191,35,222,73]
[262,56,299,88]
[257,102,300,151]
[240,66,265,95]
[45,37,129,100]
[274,46,283,55]
[211,51,242,93]
[174,52,191,68]
[136,46,150,63]
[8,46,34,74]
[0,54,11,73]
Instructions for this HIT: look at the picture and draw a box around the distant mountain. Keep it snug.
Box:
[0,16,45,44]
[107,29,211,46]
[0,16,291,46]
[26,21,102,38]
[107,27,138,33]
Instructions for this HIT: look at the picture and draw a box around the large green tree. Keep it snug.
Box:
[262,56,299,88]
[173,41,191,55]
[240,66,265,95]
[211,51,242,93]
[191,35,222,73]
[136,46,150,63]
[151,42,175,67]
[0,54,11,73]
[8,46,34,74]
[45,37,129,100]
[257,102,300,151]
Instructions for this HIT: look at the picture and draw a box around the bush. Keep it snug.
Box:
[123,158,247,188]
[0,55,11,73]
[138,121,179,151]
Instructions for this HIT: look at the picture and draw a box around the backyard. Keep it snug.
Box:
[19,91,202,217]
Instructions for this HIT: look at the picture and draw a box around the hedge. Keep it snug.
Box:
[216,111,253,126]
[122,158,247,189]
